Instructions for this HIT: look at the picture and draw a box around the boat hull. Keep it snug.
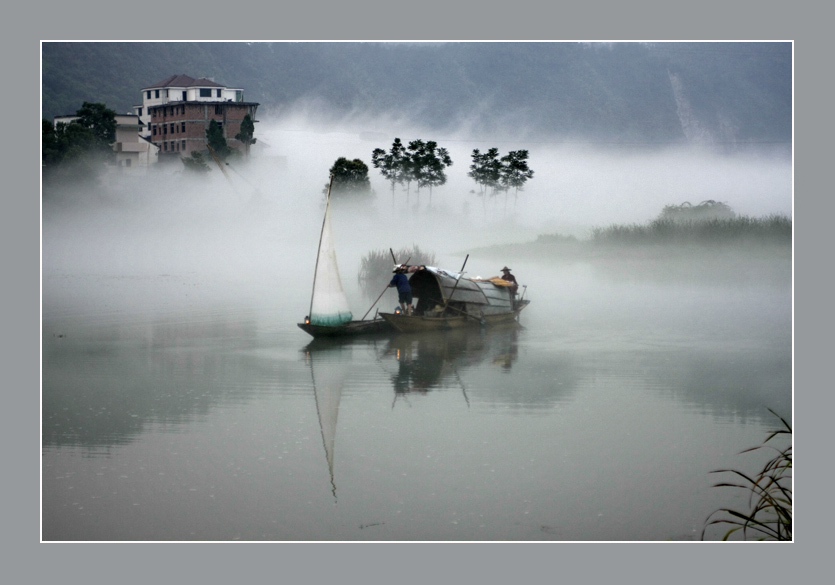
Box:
[380,301,529,333]
[297,319,393,338]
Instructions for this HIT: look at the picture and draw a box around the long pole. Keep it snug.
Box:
[309,174,335,319]
[443,254,469,311]
[361,285,390,321]
[363,254,412,319]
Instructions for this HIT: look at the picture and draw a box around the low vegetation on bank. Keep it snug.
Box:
[473,205,791,260]
[588,214,791,246]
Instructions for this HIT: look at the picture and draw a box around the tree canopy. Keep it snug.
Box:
[74,101,117,146]
[206,119,232,162]
[499,150,534,198]
[326,157,372,200]
[468,148,534,206]
[468,148,502,199]
[42,101,118,185]
[407,140,452,203]
[235,114,256,157]
[371,138,407,201]
[181,151,211,174]
[371,137,453,206]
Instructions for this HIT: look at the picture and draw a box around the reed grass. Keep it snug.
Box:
[702,409,792,541]
[358,245,438,296]
[590,215,791,246]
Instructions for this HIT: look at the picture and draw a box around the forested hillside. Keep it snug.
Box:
[41,42,791,145]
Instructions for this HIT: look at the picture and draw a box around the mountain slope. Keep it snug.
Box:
[41,41,791,144]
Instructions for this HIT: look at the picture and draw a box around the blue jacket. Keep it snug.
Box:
[389,272,410,293]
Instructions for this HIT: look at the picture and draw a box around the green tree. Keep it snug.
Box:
[206,119,232,161]
[42,119,63,166]
[42,102,117,168]
[181,151,211,173]
[468,147,502,202]
[499,150,534,205]
[235,114,256,157]
[42,102,119,188]
[371,137,407,203]
[75,101,117,147]
[325,157,373,200]
[407,139,452,205]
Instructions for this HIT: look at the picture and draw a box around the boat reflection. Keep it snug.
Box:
[381,324,521,397]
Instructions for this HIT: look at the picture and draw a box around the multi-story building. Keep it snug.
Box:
[134,74,259,160]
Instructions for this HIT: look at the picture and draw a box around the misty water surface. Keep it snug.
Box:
[41,125,791,541]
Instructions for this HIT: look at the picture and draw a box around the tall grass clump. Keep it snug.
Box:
[358,245,438,297]
[702,409,792,541]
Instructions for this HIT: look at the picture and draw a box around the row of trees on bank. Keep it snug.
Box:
[468,147,534,201]
[371,138,453,204]
[362,138,534,206]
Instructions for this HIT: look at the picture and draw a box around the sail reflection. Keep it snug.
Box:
[303,339,353,501]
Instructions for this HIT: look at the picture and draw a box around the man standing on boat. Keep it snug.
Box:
[389,265,413,316]
[500,266,519,295]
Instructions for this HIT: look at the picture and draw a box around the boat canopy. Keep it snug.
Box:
[409,266,513,310]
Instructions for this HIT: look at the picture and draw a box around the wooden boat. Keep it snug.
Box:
[298,318,390,338]
[379,265,530,333]
[297,175,392,338]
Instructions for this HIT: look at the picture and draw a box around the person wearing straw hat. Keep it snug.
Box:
[500,266,518,295]
[389,264,413,315]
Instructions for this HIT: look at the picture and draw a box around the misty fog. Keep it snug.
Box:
[42,108,792,324]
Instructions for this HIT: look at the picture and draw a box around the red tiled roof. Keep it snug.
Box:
[142,74,226,90]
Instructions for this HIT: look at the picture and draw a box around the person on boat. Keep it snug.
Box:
[389,265,413,316]
[500,266,519,295]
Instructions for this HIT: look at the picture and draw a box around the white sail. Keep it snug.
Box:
[309,189,353,326]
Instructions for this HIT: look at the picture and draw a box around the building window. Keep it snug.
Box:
[155,90,159,98]
[152,126,156,136]
[216,89,222,97]
[182,140,186,150]
[215,105,223,115]
[163,125,167,135]
[182,91,187,101]
[200,88,211,97]
[181,122,186,132]
[146,90,151,99]
[163,142,168,151]
[171,123,175,133]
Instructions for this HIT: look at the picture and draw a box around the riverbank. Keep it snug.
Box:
[468,215,792,285]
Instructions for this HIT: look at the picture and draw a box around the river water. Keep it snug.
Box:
[41,238,791,541]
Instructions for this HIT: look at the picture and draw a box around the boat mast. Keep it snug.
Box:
[309,174,335,319]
